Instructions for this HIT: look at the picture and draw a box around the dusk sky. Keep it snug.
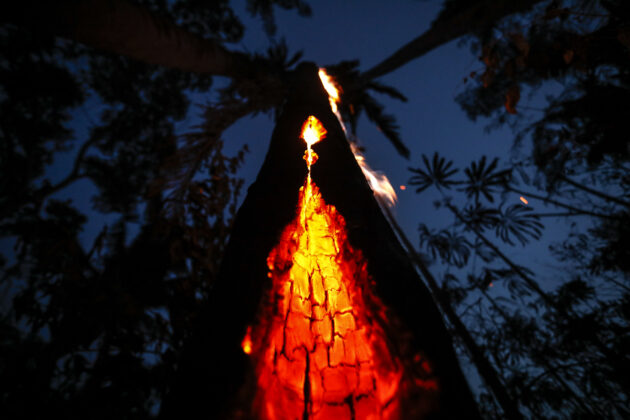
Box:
[2,2,623,417]
[217,0,575,290]
[24,0,576,297]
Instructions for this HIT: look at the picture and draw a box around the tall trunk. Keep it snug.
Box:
[3,0,253,77]
[162,63,480,419]
[363,0,544,80]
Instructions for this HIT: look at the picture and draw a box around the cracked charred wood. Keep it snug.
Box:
[161,63,480,420]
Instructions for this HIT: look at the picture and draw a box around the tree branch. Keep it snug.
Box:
[3,0,254,77]
[363,0,544,80]
[378,198,525,420]
[559,175,630,209]
[42,136,96,198]
[508,187,621,221]
[446,202,555,306]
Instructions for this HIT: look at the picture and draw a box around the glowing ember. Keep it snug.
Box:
[318,68,398,208]
[241,116,422,419]
[400,185,406,191]
[242,326,253,355]
[519,196,529,205]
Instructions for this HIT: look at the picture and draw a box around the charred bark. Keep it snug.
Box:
[161,63,480,419]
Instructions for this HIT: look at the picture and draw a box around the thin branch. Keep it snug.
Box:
[558,175,630,209]
[508,187,621,220]
[481,290,598,417]
[378,197,525,420]
[363,0,544,80]
[446,202,554,306]
[3,0,254,77]
[34,137,97,211]
[530,212,586,218]
[45,137,96,196]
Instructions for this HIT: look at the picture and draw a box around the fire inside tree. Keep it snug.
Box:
[162,63,479,420]
[241,115,437,419]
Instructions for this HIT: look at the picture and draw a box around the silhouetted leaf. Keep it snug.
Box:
[495,204,543,246]
[460,202,500,231]
[362,93,409,158]
[462,156,511,202]
[408,153,459,193]
[419,223,471,267]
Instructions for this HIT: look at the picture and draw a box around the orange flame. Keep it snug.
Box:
[318,68,342,115]
[520,196,529,205]
[301,115,326,169]
[350,144,398,208]
[318,68,398,208]
[242,326,253,355]
[239,116,434,419]
[301,115,327,149]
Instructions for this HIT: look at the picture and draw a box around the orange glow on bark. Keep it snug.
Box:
[242,326,253,355]
[240,116,429,419]
[245,177,404,419]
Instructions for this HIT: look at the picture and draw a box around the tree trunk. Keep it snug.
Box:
[2,0,253,77]
[363,0,545,80]
[162,63,480,419]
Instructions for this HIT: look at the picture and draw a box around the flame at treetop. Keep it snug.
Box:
[318,69,342,115]
[301,115,326,169]
[240,115,430,419]
[318,68,398,208]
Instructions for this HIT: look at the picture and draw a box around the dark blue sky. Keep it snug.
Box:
[3,0,576,302]
[217,0,577,288]
[0,0,591,401]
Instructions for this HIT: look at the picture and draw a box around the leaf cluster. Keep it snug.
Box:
[322,60,410,158]
[456,0,630,179]
[0,3,254,417]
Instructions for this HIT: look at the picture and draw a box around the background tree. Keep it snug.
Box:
[0,1,295,417]
[404,0,629,417]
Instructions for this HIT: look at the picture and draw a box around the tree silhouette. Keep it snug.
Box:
[1,0,628,418]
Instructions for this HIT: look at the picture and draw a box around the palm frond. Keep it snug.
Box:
[419,223,471,268]
[495,204,543,246]
[362,93,409,158]
[462,156,511,202]
[460,202,500,231]
[321,60,410,158]
[366,81,408,102]
[408,152,459,193]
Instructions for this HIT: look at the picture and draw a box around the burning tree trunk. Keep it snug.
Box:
[161,63,480,419]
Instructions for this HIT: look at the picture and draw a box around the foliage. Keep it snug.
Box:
[1,0,629,418]
[426,4,630,413]
[0,0,290,417]
[323,60,411,158]
[456,0,630,181]
[408,149,629,417]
